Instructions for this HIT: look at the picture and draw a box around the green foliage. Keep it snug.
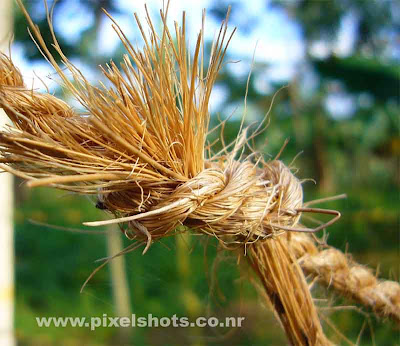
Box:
[314,56,400,104]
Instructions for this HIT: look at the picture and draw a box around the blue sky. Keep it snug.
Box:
[13,0,304,86]
[11,0,357,117]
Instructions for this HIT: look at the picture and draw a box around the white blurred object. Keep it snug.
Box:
[0,0,15,345]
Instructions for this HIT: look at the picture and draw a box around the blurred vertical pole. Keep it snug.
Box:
[176,232,204,346]
[106,227,132,342]
[91,4,133,342]
[0,0,15,346]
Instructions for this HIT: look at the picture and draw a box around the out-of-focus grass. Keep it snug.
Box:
[13,146,399,345]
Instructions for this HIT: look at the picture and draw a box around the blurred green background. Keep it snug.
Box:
[7,0,399,345]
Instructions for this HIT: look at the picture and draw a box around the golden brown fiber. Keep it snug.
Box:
[0,1,399,345]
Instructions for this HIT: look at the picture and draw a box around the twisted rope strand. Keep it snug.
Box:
[288,233,400,324]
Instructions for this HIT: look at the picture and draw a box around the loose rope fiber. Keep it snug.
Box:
[0,2,399,344]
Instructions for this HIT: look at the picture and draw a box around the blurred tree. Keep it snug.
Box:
[15,0,120,62]
[207,1,399,342]
[272,0,395,54]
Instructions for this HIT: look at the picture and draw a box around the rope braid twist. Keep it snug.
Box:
[288,233,400,324]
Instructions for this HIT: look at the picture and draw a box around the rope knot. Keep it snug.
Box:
[126,159,305,247]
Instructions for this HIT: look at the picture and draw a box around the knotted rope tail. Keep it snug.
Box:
[95,159,334,345]
[248,241,332,345]
[248,162,333,346]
